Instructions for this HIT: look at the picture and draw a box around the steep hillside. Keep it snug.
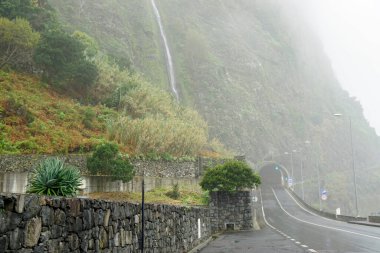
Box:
[48,0,380,214]
[50,0,380,161]
[0,70,114,154]
[48,0,168,90]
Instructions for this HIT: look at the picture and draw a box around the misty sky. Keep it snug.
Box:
[306,0,380,135]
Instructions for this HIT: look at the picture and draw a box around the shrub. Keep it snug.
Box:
[27,158,82,196]
[5,97,34,124]
[83,108,96,129]
[200,160,261,192]
[200,190,210,205]
[166,183,181,200]
[87,142,134,183]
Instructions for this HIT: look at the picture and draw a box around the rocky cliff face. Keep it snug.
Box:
[49,0,380,214]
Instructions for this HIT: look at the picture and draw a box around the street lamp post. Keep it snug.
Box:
[317,162,322,211]
[302,140,311,202]
[301,158,305,201]
[284,150,296,190]
[291,150,296,181]
[333,113,359,217]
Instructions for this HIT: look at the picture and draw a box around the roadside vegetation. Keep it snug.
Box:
[87,142,135,182]
[200,160,261,192]
[89,186,209,206]
[27,157,82,197]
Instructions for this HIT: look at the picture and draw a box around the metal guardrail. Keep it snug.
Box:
[287,188,367,222]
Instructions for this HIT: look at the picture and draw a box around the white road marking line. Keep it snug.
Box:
[259,189,310,251]
[301,245,308,248]
[295,241,301,244]
[290,239,295,241]
[272,188,380,240]
[308,249,317,253]
[284,189,341,223]
[259,189,278,231]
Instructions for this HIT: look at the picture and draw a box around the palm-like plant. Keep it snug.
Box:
[27,158,82,197]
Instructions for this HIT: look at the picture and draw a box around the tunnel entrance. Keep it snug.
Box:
[259,163,286,188]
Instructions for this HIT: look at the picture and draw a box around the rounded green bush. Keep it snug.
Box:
[27,158,82,197]
[200,160,261,192]
[87,142,135,183]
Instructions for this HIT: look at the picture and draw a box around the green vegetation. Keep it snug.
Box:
[87,142,135,183]
[47,0,380,211]
[34,29,98,95]
[0,17,40,70]
[0,70,112,154]
[165,183,180,200]
[89,186,209,206]
[3,0,380,212]
[27,158,82,196]
[200,160,261,192]
[0,0,227,158]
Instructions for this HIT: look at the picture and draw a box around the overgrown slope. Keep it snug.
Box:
[0,70,113,154]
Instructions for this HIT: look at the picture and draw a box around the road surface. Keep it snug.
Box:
[261,186,380,252]
[201,165,380,253]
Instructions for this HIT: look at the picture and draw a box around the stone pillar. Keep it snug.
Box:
[209,190,255,232]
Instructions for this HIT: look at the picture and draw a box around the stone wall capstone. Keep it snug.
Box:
[0,193,211,253]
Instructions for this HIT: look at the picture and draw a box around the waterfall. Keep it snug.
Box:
[151,0,179,101]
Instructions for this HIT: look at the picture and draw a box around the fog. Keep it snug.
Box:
[300,0,380,135]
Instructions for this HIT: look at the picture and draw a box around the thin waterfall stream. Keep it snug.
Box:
[151,0,179,101]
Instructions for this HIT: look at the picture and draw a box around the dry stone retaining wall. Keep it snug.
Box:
[0,155,225,178]
[0,194,211,253]
[209,191,254,232]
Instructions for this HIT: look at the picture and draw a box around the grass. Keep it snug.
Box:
[0,70,116,154]
[88,186,209,206]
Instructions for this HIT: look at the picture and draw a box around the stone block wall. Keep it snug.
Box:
[0,155,226,179]
[0,155,87,174]
[368,216,380,223]
[209,191,254,232]
[0,194,211,253]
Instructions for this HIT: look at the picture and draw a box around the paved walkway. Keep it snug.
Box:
[199,228,308,253]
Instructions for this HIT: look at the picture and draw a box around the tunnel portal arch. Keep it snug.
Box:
[257,161,290,187]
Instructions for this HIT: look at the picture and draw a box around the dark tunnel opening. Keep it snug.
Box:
[259,163,285,188]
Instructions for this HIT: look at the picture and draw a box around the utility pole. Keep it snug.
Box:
[317,162,322,211]
[349,118,359,217]
[334,114,359,217]
[301,159,305,201]
[291,151,294,181]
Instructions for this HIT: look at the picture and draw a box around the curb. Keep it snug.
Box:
[187,233,221,253]
[348,221,380,228]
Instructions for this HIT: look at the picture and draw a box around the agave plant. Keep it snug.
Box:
[27,158,82,197]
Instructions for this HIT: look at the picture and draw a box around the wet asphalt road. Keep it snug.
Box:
[200,186,380,253]
[262,186,380,252]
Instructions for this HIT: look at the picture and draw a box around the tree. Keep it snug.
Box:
[0,0,57,31]
[71,30,99,60]
[87,142,135,183]
[0,17,40,70]
[200,160,261,192]
[34,29,98,93]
